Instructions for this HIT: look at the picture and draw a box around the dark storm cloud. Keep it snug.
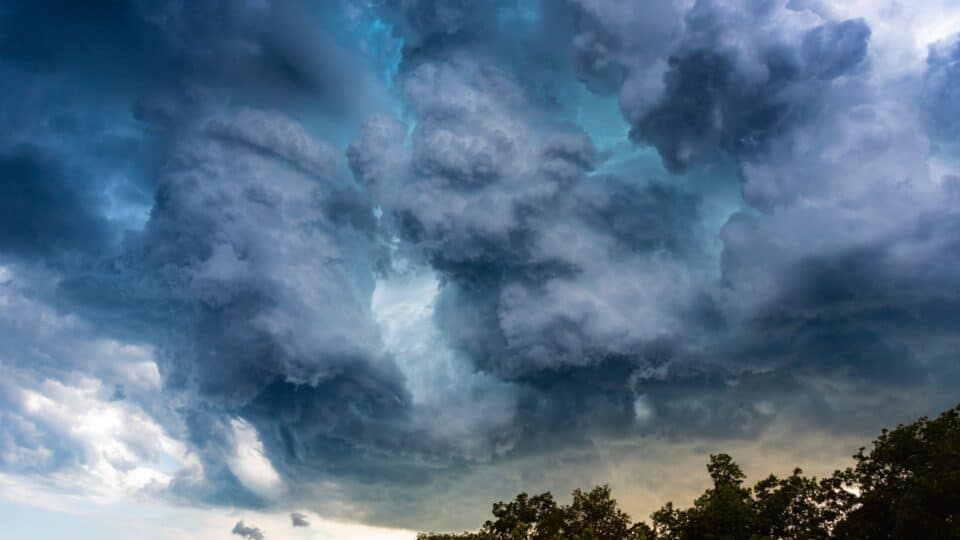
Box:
[290,512,310,527]
[71,109,436,506]
[0,0,159,72]
[0,0,388,153]
[561,0,684,93]
[2,0,960,531]
[801,19,871,80]
[624,3,871,172]
[628,240,957,439]
[348,0,958,457]
[925,33,960,143]
[379,0,509,51]
[0,145,111,258]
[349,55,712,383]
[342,6,732,478]
[0,0,419,511]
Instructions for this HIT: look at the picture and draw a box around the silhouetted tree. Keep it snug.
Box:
[484,491,564,539]
[827,404,960,539]
[564,485,647,539]
[419,404,960,540]
[752,468,829,540]
[652,454,756,540]
[418,485,648,540]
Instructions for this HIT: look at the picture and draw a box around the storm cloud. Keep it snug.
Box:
[1,0,959,533]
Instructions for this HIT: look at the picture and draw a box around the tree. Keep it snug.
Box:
[418,485,646,540]
[652,454,756,540]
[827,404,960,539]
[752,469,829,540]
[564,485,644,540]
[483,491,564,540]
[419,404,960,540]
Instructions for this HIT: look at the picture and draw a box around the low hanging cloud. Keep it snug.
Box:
[291,512,310,527]
[232,520,266,540]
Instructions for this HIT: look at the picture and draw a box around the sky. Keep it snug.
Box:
[1,0,959,538]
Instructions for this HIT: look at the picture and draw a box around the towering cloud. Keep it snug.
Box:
[620,2,871,173]
[1,0,959,533]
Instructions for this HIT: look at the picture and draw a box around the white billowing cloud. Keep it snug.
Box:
[228,418,284,500]
[633,395,655,426]
[812,0,960,74]
[0,264,197,501]
[0,263,163,392]
[372,268,520,459]
[1,374,195,502]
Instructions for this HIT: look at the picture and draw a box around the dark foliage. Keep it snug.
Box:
[827,404,960,539]
[419,404,960,540]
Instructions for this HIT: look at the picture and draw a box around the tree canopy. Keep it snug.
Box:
[418,403,960,540]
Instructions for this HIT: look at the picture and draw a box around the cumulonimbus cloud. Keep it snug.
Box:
[0,0,958,531]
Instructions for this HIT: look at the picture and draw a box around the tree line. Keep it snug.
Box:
[419,403,960,540]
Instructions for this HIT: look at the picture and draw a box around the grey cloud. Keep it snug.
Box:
[3,0,960,531]
[563,0,683,93]
[290,512,310,527]
[136,0,384,119]
[138,110,386,391]
[374,0,589,105]
[380,0,507,50]
[622,2,871,172]
[232,520,266,540]
[347,115,410,187]
[539,131,600,182]
[0,0,160,73]
[363,1,960,457]
[699,40,960,436]
[350,57,712,382]
[1,0,474,505]
[925,33,960,144]
[0,0,390,156]
[404,59,533,189]
[0,0,390,263]
[801,19,871,80]
[0,145,112,259]
[168,412,270,508]
[51,108,427,508]
[342,55,725,493]
[204,109,343,179]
